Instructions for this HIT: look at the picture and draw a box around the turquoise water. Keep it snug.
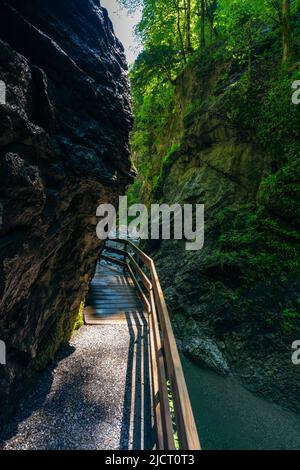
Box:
[182,356,300,450]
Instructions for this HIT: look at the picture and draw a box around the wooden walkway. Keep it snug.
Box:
[83,239,200,450]
[84,263,143,325]
[84,253,155,449]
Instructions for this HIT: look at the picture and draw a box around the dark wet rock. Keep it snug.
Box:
[0,0,133,428]
[181,319,230,376]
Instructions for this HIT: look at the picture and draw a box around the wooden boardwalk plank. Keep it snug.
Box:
[84,263,144,326]
[83,257,156,450]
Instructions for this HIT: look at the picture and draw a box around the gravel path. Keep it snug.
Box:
[0,325,155,450]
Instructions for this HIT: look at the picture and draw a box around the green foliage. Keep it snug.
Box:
[216,46,300,289]
[130,45,180,92]
[130,76,175,201]
[256,65,300,155]
[218,204,300,284]
[216,49,300,288]
[163,143,181,164]
[217,1,266,61]
[258,157,300,223]
[124,0,300,206]
[167,380,179,449]
[281,307,299,334]
[123,0,300,329]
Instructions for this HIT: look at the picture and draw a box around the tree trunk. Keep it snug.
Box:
[200,0,206,48]
[186,0,192,52]
[205,0,218,40]
[282,0,293,62]
[175,0,187,63]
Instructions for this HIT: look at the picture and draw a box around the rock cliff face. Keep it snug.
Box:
[0,0,133,426]
[142,58,300,412]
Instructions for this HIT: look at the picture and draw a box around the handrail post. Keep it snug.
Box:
[99,238,107,264]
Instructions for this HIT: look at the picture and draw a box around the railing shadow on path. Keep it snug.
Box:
[119,310,156,450]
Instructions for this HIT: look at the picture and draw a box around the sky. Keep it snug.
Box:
[101,0,142,64]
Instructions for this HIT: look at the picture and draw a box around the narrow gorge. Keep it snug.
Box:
[0,0,300,453]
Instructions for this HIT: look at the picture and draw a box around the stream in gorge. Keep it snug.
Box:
[182,356,300,450]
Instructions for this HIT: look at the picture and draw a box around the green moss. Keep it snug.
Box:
[126,178,143,208]
[183,100,202,126]
[33,300,84,372]
[73,300,85,331]
[152,143,181,200]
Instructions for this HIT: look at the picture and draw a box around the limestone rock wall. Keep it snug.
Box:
[144,59,300,413]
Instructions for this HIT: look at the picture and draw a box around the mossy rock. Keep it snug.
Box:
[33,300,84,372]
